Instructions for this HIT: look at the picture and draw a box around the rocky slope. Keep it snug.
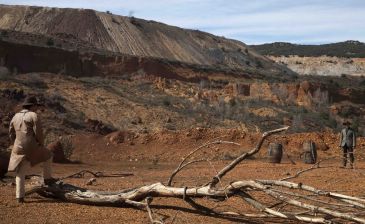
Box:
[250,41,365,77]
[270,56,365,77]
[0,4,363,141]
[0,4,289,76]
[1,70,364,137]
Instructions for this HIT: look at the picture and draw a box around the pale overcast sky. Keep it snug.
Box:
[0,0,364,44]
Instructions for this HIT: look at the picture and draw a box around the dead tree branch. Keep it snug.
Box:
[167,140,240,186]
[167,159,206,186]
[146,197,164,224]
[24,126,365,223]
[280,157,336,181]
[61,170,134,180]
[210,126,289,187]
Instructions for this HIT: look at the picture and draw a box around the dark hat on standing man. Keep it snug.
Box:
[343,120,352,125]
[22,96,38,106]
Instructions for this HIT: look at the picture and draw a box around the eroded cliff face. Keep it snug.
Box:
[0,38,261,81]
[222,80,364,108]
[0,4,289,74]
[271,56,365,76]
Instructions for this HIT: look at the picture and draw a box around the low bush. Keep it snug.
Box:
[46,38,54,46]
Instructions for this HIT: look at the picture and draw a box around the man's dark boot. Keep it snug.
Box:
[44,177,59,186]
[341,156,347,168]
[17,198,25,203]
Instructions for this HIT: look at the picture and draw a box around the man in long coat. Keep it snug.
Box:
[339,121,356,168]
[8,96,56,203]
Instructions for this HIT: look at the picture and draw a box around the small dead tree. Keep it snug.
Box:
[26,126,365,223]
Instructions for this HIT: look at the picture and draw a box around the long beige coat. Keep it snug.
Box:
[8,109,51,171]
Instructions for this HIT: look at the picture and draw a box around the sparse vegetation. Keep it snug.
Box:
[256,60,264,68]
[199,79,210,89]
[60,136,74,159]
[46,37,54,46]
[20,73,48,89]
[45,132,74,160]
[162,98,171,107]
[0,30,8,37]
[130,16,142,27]
[0,67,10,79]
[251,41,365,58]
[0,7,362,135]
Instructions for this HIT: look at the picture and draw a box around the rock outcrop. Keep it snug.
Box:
[271,56,365,76]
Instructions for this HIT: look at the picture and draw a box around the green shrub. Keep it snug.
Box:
[319,112,329,120]
[327,118,338,129]
[162,98,171,107]
[46,38,54,46]
[229,98,237,107]
[19,73,48,89]
[0,30,8,37]
[256,60,264,68]
[60,136,74,159]
[44,133,74,159]
[130,16,142,27]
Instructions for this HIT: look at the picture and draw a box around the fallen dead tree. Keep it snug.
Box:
[26,126,365,223]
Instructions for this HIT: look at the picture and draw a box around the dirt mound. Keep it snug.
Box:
[0,4,290,76]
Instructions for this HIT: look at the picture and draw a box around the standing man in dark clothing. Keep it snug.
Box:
[339,121,356,169]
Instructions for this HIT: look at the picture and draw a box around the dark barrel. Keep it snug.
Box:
[302,141,317,164]
[268,143,283,163]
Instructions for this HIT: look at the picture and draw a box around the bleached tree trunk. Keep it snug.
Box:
[26,126,365,223]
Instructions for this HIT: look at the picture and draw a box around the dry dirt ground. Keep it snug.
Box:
[1,132,365,224]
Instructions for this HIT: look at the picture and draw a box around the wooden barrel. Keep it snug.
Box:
[268,143,283,163]
[302,141,317,164]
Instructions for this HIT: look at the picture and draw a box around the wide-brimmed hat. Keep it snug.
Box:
[22,96,38,106]
[343,120,352,125]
